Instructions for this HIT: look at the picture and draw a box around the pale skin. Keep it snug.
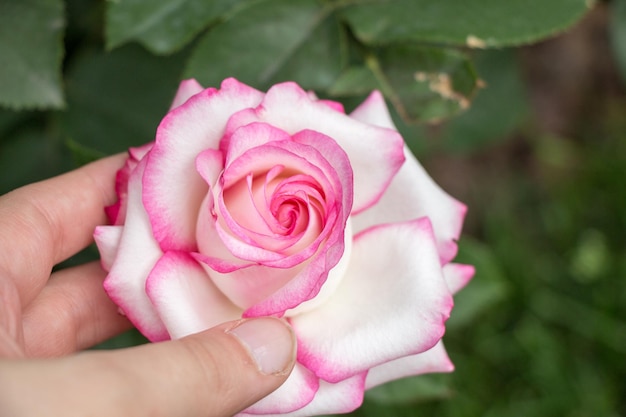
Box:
[0,155,296,417]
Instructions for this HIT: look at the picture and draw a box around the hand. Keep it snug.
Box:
[0,155,296,417]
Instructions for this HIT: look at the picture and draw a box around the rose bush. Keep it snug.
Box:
[94,78,474,416]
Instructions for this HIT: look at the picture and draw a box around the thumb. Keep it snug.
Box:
[0,317,297,417]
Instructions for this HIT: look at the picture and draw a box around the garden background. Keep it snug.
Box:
[0,0,624,415]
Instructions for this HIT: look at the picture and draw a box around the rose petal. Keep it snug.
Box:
[222,122,292,169]
[169,79,204,110]
[195,148,225,189]
[316,99,344,113]
[364,340,454,389]
[103,159,169,342]
[145,251,241,339]
[94,225,122,271]
[240,363,319,415]
[106,143,153,225]
[222,81,404,214]
[305,91,345,113]
[350,92,467,264]
[349,90,395,130]
[281,373,366,417]
[128,142,154,161]
[443,262,475,295]
[240,371,366,417]
[290,218,453,383]
[242,230,345,317]
[143,78,264,252]
[284,220,353,317]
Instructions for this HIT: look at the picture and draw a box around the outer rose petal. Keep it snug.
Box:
[143,78,264,252]
[240,372,366,417]
[350,91,467,264]
[222,82,405,214]
[145,251,241,339]
[103,158,169,342]
[290,218,453,383]
[93,225,122,271]
[349,90,395,130]
[106,143,153,225]
[443,263,475,295]
[169,79,204,110]
[364,340,454,389]
[305,90,345,113]
[316,99,344,113]
[239,364,319,415]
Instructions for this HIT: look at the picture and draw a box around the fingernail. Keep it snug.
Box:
[227,318,296,376]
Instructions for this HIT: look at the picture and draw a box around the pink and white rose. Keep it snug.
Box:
[94,78,474,416]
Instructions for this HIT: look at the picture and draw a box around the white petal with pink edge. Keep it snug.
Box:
[240,372,366,417]
[352,147,467,264]
[364,340,454,389]
[103,159,169,342]
[237,365,365,417]
[290,218,453,383]
[94,225,122,271]
[239,363,319,415]
[145,251,241,339]
[106,142,155,225]
[443,262,475,295]
[281,373,366,417]
[169,79,204,110]
[349,90,395,129]
[350,91,467,264]
[221,82,404,214]
[143,78,264,252]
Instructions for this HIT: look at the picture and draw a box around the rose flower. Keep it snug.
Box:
[94,78,474,416]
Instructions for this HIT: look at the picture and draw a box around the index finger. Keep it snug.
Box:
[0,154,125,307]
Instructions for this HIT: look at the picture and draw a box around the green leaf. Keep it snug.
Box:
[341,0,592,48]
[332,45,478,123]
[438,49,530,153]
[0,0,65,109]
[58,44,188,155]
[328,66,379,96]
[185,0,342,91]
[106,0,245,54]
[377,45,478,123]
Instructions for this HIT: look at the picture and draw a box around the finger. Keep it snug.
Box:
[0,318,296,417]
[0,154,125,306]
[0,278,25,356]
[21,261,132,357]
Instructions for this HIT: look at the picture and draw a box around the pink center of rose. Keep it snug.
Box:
[193,123,353,311]
[218,163,326,256]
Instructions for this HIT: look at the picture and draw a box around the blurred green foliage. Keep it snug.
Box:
[1,0,625,416]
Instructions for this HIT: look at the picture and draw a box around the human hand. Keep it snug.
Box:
[0,155,296,417]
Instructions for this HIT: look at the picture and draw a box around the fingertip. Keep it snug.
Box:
[226,317,297,376]
[170,318,297,416]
